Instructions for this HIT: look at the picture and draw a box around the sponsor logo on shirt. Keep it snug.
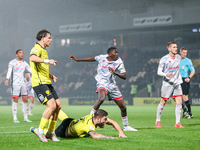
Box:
[169,66,179,73]
[101,65,115,72]
[169,66,179,70]
[90,126,94,131]
[33,49,38,53]
[15,67,25,72]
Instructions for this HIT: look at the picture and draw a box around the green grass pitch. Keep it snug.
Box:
[0,105,200,150]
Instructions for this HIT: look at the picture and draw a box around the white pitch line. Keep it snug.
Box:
[0,125,34,128]
[0,131,30,134]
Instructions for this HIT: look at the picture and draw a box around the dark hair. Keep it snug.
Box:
[16,49,22,54]
[167,41,176,49]
[107,47,117,54]
[36,29,51,41]
[94,109,108,118]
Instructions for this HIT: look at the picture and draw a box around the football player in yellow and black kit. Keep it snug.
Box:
[31,109,127,139]
[30,29,61,142]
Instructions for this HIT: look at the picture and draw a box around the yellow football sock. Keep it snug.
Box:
[44,128,48,135]
[39,117,49,130]
[48,120,57,132]
[58,109,68,121]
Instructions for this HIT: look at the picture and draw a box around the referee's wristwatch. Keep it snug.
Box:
[188,77,191,79]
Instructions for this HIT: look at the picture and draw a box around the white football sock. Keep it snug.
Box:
[156,103,164,122]
[175,104,182,124]
[22,101,28,120]
[122,116,128,127]
[90,108,96,114]
[20,101,24,114]
[29,102,34,113]
[12,102,18,120]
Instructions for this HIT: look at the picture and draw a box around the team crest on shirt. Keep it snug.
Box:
[90,126,94,131]
[169,61,171,63]
[102,60,105,63]
[33,49,38,53]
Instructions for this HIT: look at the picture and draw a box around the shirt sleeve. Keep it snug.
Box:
[30,47,42,57]
[188,59,195,72]
[94,55,102,62]
[6,66,12,79]
[157,58,166,77]
[25,62,32,73]
[157,67,166,77]
[117,63,126,73]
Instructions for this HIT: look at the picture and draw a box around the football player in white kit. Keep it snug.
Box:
[70,47,137,131]
[155,42,184,128]
[5,49,32,123]
[24,72,34,115]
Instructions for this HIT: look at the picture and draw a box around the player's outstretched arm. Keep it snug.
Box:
[106,118,127,138]
[69,55,95,62]
[89,131,117,139]
[30,55,57,65]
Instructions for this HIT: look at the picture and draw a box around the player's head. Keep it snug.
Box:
[180,47,187,59]
[167,41,177,55]
[16,49,24,60]
[107,47,119,61]
[25,72,31,79]
[36,29,52,47]
[93,109,108,128]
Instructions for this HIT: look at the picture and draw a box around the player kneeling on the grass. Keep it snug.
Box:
[31,109,127,139]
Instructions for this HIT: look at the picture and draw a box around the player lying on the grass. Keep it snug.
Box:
[31,109,127,139]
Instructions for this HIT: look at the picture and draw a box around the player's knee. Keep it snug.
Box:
[120,105,126,112]
[49,104,57,112]
[57,104,62,110]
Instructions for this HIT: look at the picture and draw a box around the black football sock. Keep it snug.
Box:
[185,100,191,113]
[182,103,187,112]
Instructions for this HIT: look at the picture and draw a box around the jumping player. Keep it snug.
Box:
[5,49,32,123]
[69,47,137,131]
[31,109,127,139]
[155,42,184,128]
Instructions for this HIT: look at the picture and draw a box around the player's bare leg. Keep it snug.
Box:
[90,89,106,114]
[115,99,137,131]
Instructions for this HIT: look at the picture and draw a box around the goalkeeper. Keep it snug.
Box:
[31,109,127,139]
